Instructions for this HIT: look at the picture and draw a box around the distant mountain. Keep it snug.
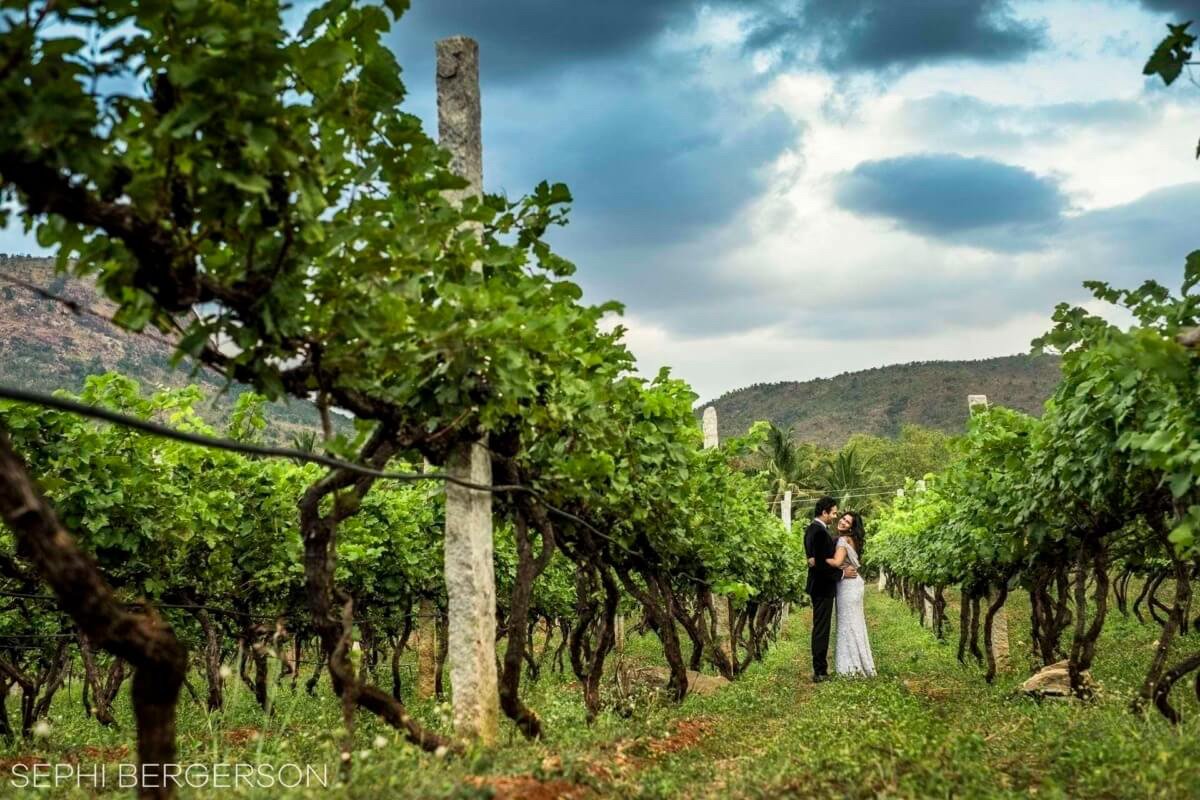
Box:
[0,255,332,442]
[701,354,1061,446]
[2,255,1061,449]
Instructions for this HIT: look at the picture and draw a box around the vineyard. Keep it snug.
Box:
[871,259,1200,718]
[0,2,1199,799]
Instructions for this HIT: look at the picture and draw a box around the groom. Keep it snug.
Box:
[804,496,855,682]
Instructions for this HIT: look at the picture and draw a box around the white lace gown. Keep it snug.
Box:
[834,537,876,677]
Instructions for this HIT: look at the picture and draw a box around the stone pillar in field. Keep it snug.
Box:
[701,406,719,449]
[780,489,793,622]
[877,569,887,592]
[614,614,625,653]
[989,591,1011,672]
[438,35,499,745]
[701,406,734,666]
[443,440,498,742]
[416,462,439,699]
[416,598,437,699]
[438,36,483,217]
[923,587,935,629]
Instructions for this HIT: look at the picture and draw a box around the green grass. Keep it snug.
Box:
[3,589,1199,798]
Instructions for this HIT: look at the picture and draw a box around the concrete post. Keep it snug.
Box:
[779,488,793,620]
[416,598,437,699]
[438,35,499,745]
[990,593,1011,672]
[701,406,719,449]
[443,440,499,743]
[701,406,733,666]
[437,36,483,209]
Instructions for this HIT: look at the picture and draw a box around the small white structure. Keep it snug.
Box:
[702,406,719,449]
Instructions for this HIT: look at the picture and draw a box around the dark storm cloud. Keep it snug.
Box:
[365,1,1189,349]
[1066,182,1200,276]
[385,1,1049,340]
[538,104,799,242]
[389,0,700,80]
[392,1,1047,81]
[1135,1,1200,18]
[386,0,804,335]
[744,0,1045,72]
[793,182,1200,342]
[833,154,1066,248]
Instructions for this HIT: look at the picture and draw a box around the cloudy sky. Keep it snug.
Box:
[6,0,1200,401]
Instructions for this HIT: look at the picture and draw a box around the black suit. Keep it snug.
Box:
[804,519,841,678]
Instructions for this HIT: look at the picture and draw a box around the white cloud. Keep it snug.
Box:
[602,0,1200,398]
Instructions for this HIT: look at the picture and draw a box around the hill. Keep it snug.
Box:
[702,354,1061,446]
[2,255,1062,448]
[0,254,332,442]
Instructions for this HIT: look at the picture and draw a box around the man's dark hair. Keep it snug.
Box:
[814,496,837,517]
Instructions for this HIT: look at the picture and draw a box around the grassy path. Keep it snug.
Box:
[5,588,1200,798]
[602,588,1200,799]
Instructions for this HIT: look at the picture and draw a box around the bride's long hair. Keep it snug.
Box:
[843,511,866,559]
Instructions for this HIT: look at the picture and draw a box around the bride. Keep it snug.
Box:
[825,511,876,677]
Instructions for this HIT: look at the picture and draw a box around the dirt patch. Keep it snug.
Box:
[79,745,129,762]
[587,717,717,781]
[0,754,46,771]
[902,679,955,702]
[224,726,261,746]
[464,775,590,799]
[646,718,716,757]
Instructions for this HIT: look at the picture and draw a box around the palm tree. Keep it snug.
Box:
[761,424,809,516]
[816,446,877,505]
[289,430,320,454]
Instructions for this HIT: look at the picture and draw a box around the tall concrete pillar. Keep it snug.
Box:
[438,35,499,745]
[701,406,733,666]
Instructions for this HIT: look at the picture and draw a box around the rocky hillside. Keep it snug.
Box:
[0,255,330,441]
[2,255,1062,449]
[702,354,1061,446]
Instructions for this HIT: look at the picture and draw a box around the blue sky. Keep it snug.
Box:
[6,0,1200,401]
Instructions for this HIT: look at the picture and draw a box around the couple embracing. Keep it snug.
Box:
[804,496,876,681]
